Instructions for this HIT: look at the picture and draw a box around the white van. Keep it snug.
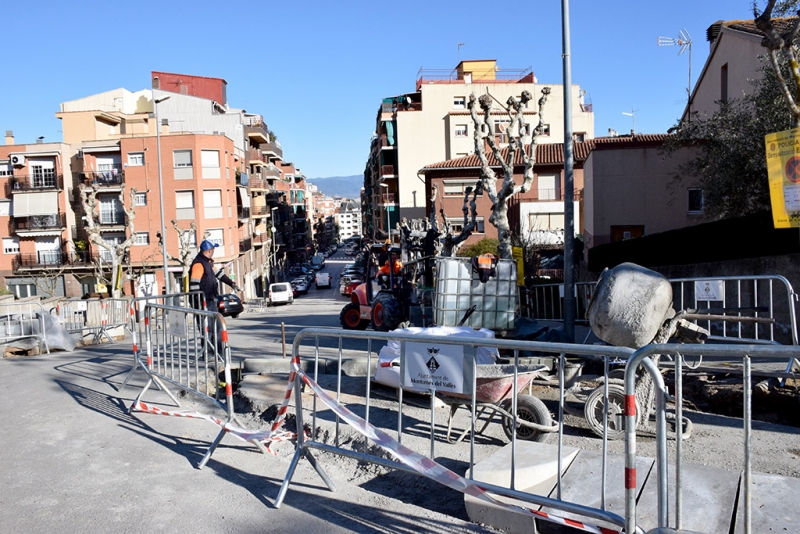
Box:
[315,271,331,289]
[268,282,294,305]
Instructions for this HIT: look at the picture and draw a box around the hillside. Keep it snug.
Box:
[307,174,362,199]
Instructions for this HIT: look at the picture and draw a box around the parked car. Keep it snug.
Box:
[216,294,244,318]
[315,271,332,289]
[289,266,310,278]
[292,277,309,294]
[290,282,298,298]
[268,282,294,305]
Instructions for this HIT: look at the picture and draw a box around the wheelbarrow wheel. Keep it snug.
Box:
[501,394,551,442]
[584,380,640,440]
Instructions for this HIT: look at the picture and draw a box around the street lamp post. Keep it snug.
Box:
[155,95,171,294]
[380,183,390,243]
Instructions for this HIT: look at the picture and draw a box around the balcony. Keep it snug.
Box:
[82,169,125,188]
[261,141,282,160]
[250,177,267,191]
[12,213,67,234]
[381,165,395,176]
[238,206,250,219]
[95,212,127,227]
[239,237,252,253]
[263,163,281,178]
[253,232,269,245]
[251,205,268,217]
[244,115,270,144]
[6,174,64,194]
[247,148,266,165]
[12,250,95,271]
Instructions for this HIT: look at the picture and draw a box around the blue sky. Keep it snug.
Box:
[3,1,759,178]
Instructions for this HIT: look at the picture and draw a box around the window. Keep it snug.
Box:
[574,132,586,143]
[206,228,224,248]
[454,124,468,137]
[128,152,144,166]
[537,173,559,201]
[3,237,19,254]
[529,212,565,230]
[539,124,551,136]
[0,163,12,177]
[134,192,147,206]
[453,96,466,109]
[173,150,193,179]
[98,194,124,224]
[201,150,220,179]
[721,63,729,103]
[203,189,222,218]
[175,191,195,220]
[0,199,10,216]
[446,217,485,233]
[174,150,193,167]
[443,180,481,196]
[688,188,704,213]
[134,232,150,246]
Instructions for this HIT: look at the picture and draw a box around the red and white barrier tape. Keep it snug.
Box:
[289,358,621,534]
[132,400,295,455]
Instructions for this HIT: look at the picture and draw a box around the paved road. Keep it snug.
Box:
[0,258,488,533]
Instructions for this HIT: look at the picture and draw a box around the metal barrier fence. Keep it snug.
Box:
[0,301,50,354]
[128,302,269,468]
[521,281,597,324]
[274,327,642,534]
[53,298,131,344]
[120,291,205,390]
[624,343,800,534]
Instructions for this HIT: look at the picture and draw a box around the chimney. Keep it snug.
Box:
[5,130,13,145]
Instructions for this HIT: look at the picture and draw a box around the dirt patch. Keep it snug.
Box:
[670,373,800,428]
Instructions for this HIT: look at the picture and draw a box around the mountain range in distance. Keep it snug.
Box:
[307,174,362,199]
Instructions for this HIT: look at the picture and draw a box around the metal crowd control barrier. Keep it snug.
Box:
[0,301,50,355]
[54,298,131,344]
[624,343,800,534]
[521,281,597,323]
[274,327,642,534]
[120,291,205,390]
[127,302,268,467]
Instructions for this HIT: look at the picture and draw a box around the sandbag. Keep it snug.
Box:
[587,263,674,349]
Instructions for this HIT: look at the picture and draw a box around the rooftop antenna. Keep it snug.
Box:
[458,42,465,60]
[622,106,639,134]
[658,28,693,112]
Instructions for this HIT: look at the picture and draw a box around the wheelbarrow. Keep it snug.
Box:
[439,364,559,444]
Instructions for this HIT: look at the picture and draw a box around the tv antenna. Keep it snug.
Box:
[622,106,639,134]
[458,42,465,60]
[658,29,693,106]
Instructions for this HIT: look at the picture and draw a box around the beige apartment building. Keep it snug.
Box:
[364,59,594,241]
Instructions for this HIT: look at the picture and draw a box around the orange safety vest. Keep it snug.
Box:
[472,254,497,283]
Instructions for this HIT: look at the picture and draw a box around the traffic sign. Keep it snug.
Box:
[765,128,800,227]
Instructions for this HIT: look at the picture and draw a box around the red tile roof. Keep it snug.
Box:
[420,141,595,172]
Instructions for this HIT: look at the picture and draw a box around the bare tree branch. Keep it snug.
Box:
[755,0,800,126]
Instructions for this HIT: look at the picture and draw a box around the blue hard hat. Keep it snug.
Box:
[200,240,219,251]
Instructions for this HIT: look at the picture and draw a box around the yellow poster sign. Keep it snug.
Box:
[512,246,525,286]
[765,127,800,228]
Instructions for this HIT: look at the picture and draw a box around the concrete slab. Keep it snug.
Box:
[637,461,739,534]
[733,472,800,533]
[537,449,653,534]
[464,441,579,534]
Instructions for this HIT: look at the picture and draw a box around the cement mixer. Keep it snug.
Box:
[581,263,706,439]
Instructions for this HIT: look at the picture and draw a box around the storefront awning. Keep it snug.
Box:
[13,192,59,217]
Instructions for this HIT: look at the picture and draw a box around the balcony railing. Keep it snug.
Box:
[251,205,268,216]
[250,177,267,190]
[381,165,395,176]
[6,174,64,194]
[253,233,269,244]
[12,250,95,271]
[247,148,266,164]
[238,206,250,219]
[96,212,127,226]
[261,141,282,160]
[263,164,281,178]
[82,169,125,187]
[12,213,67,232]
[239,238,252,253]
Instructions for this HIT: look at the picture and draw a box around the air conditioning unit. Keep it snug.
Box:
[10,154,25,166]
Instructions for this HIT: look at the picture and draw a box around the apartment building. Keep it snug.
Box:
[364,59,594,241]
[335,200,362,242]
[0,71,312,298]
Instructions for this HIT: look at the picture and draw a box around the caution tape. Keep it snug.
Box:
[132,400,295,455]
[289,357,622,534]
